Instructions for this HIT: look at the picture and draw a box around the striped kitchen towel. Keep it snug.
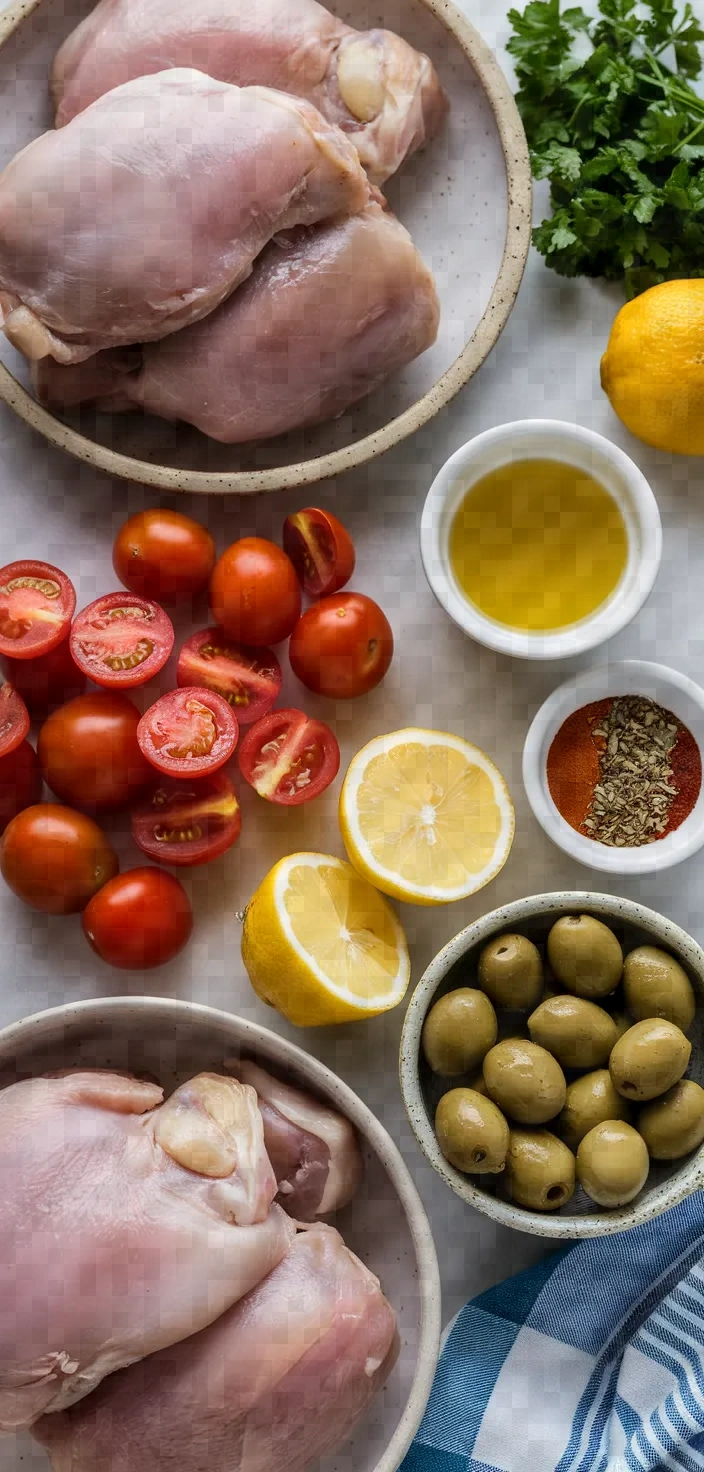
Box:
[402,1193,704,1472]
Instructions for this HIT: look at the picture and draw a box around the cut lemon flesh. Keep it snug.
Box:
[339,729,514,905]
[241,852,410,1026]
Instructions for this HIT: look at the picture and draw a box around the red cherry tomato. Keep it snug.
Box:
[138,687,238,777]
[82,867,193,969]
[0,803,119,914]
[176,628,281,725]
[3,633,86,716]
[0,683,30,758]
[283,508,356,598]
[131,770,241,866]
[209,538,301,646]
[289,593,394,699]
[38,692,153,812]
[238,708,340,805]
[0,742,43,833]
[70,593,174,689]
[0,560,76,660]
[113,509,216,600]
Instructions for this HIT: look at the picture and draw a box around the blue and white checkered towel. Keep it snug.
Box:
[403,1194,704,1472]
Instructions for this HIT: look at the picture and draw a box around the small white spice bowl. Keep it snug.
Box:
[419,419,662,659]
[523,659,704,875]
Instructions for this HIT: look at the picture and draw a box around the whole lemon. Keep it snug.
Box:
[601,279,704,455]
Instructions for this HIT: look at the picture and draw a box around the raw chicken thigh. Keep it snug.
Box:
[0,68,369,364]
[237,1061,364,1219]
[35,1224,399,1472]
[0,1070,294,1430]
[51,0,448,184]
[34,201,439,442]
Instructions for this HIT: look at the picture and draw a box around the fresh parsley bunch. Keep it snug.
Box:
[507,0,704,296]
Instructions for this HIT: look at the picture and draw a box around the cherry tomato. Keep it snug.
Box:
[131,770,241,866]
[176,628,281,725]
[82,867,193,969]
[289,593,394,699]
[113,509,216,600]
[38,692,153,812]
[0,560,76,660]
[138,687,238,777]
[70,593,174,689]
[283,508,356,598]
[238,708,340,805]
[0,742,43,833]
[209,538,301,646]
[3,633,86,716]
[0,683,30,758]
[0,803,119,914]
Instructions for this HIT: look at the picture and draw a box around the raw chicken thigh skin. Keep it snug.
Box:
[0,68,369,364]
[51,0,448,184]
[0,1071,294,1430]
[35,1224,399,1472]
[34,201,440,442]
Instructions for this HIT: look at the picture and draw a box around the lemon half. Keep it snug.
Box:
[339,728,515,906]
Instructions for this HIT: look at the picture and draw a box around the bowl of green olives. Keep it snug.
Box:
[399,892,704,1238]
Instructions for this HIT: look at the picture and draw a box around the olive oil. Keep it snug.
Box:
[449,458,629,632]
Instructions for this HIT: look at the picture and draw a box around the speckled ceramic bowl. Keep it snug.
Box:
[0,997,440,1472]
[400,892,704,1240]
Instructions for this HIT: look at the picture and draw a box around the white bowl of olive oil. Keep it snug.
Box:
[420,420,662,659]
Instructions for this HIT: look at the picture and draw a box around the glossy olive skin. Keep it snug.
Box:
[528,995,618,1071]
[478,933,544,1011]
[558,1069,633,1151]
[547,915,623,999]
[610,1019,691,1102]
[422,989,498,1077]
[483,1039,567,1125]
[577,1120,649,1207]
[435,1088,510,1174]
[505,1129,576,1211]
[638,1080,704,1160]
[623,946,696,1032]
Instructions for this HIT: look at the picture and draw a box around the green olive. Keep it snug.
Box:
[422,988,498,1077]
[466,1067,489,1097]
[483,1039,567,1125]
[623,946,696,1032]
[611,1012,632,1043]
[558,1069,633,1151]
[528,995,618,1071]
[478,933,544,1011]
[435,1088,509,1174]
[638,1080,704,1160]
[609,1019,691,1102]
[505,1129,576,1211]
[576,1120,649,1207]
[547,915,623,999]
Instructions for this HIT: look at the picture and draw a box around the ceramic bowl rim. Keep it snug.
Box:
[399,890,704,1240]
[0,994,441,1472]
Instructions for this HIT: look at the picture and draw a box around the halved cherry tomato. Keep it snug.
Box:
[113,509,216,600]
[209,538,301,646]
[0,803,119,914]
[289,592,393,699]
[283,508,356,598]
[176,629,281,725]
[70,593,174,689]
[38,692,153,812]
[0,560,76,660]
[238,708,340,805]
[131,770,241,866]
[82,867,193,969]
[0,742,43,833]
[3,633,86,716]
[138,687,238,777]
[0,683,30,758]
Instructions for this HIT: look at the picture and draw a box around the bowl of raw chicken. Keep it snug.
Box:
[0,996,440,1472]
[0,0,531,493]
